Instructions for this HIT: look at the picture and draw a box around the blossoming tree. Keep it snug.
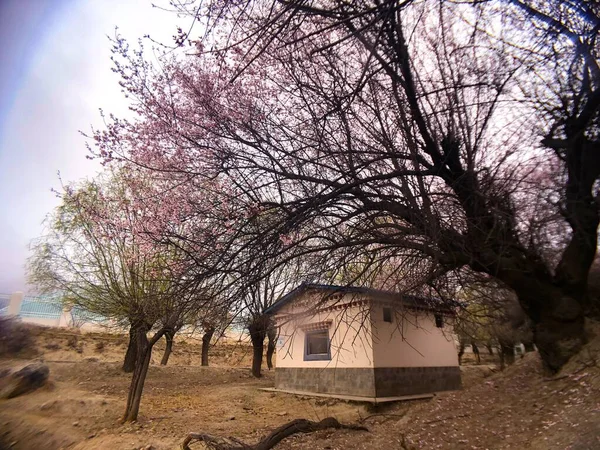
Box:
[28,166,232,422]
[83,0,600,373]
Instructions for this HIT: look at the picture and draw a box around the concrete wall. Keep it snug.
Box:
[371,304,459,368]
[18,317,60,327]
[275,293,375,369]
[17,311,73,328]
[7,292,24,316]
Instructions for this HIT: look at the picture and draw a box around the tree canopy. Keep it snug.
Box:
[81,0,600,371]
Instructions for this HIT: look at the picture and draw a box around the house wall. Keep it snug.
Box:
[275,293,374,369]
[274,293,378,396]
[370,304,461,395]
[273,292,461,397]
[371,304,459,368]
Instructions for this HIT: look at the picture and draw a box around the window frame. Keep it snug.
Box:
[303,329,331,361]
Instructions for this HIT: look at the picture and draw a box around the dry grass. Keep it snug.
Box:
[1,324,599,449]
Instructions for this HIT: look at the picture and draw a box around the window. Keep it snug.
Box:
[383,307,392,323]
[304,330,330,361]
[435,314,444,328]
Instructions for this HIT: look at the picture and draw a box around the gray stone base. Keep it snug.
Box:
[374,366,461,396]
[275,367,376,397]
[275,366,461,398]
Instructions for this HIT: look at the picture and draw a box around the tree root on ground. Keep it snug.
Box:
[182,417,368,450]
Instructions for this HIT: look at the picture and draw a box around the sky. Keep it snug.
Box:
[0,0,189,294]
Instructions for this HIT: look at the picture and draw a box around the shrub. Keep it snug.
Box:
[94,341,105,353]
[0,317,34,356]
[66,335,84,353]
[66,335,79,349]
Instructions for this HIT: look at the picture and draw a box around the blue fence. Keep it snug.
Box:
[19,296,63,319]
[0,293,10,316]
[70,305,107,324]
[0,293,107,325]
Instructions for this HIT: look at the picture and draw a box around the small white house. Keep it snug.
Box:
[265,284,461,400]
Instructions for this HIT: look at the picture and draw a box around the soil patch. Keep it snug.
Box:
[1,324,599,449]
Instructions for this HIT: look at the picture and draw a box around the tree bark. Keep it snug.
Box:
[533,297,584,371]
[248,316,268,378]
[437,133,591,373]
[123,325,138,373]
[201,326,215,367]
[160,331,174,366]
[471,342,480,364]
[182,417,368,450]
[499,340,515,368]
[507,276,586,372]
[266,325,277,370]
[122,326,162,423]
[467,256,588,371]
[251,337,265,378]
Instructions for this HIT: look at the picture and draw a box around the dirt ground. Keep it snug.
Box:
[1,325,600,450]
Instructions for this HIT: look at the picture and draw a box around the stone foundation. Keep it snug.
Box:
[275,367,376,397]
[275,366,461,398]
[374,366,461,396]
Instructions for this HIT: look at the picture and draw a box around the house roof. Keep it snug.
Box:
[264,283,457,315]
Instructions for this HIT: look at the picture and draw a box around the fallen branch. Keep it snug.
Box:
[182,417,368,450]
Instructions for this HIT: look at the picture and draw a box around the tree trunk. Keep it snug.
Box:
[123,325,138,373]
[201,326,215,367]
[471,342,480,364]
[490,265,587,372]
[512,282,585,371]
[122,326,157,423]
[266,325,277,370]
[248,316,268,378]
[532,300,584,371]
[499,341,515,368]
[458,341,465,365]
[160,331,174,366]
[251,337,265,378]
[489,271,588,372]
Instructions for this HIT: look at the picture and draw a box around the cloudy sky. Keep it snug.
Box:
[0,0,188,293]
